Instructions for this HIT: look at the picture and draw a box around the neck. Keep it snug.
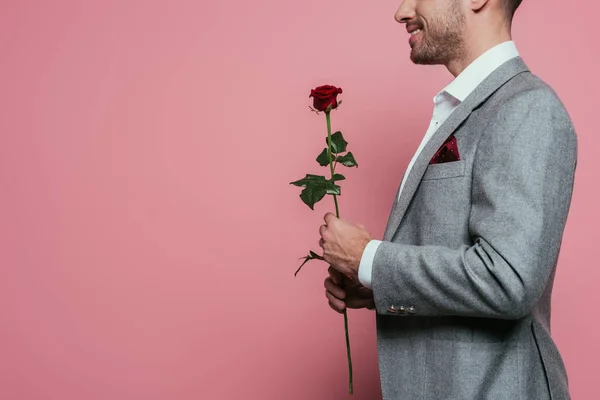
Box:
[446,25,512,77]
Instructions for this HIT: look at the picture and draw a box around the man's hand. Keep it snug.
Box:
[318,212,373,278]
[324,266,375,313]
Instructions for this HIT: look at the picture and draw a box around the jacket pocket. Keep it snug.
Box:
[422,160,466,181]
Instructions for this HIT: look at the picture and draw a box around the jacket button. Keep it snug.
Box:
[387,305,398,314]
[407,306,415,315]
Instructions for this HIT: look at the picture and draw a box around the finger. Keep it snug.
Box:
[355,222,366,230]
[332,262,352,277]
[326,290,346,313]
[328,265,342,285]
[323,212,336,225]
[329,265,351,284]
[319,224,327,238]
[346,296,375,310]
[342,277,362,292]
[324,277,346,299]
[356,286,374,298]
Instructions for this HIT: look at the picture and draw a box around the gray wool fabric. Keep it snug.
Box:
[372,57,577,399]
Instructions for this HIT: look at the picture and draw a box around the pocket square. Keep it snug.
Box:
[429,134,460,164]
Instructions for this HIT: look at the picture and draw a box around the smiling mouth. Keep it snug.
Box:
[409,29,422,36]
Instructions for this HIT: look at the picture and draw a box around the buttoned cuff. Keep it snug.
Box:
[358,239,382,289]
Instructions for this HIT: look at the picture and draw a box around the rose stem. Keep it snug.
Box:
[325,110,353,395]
[325,112,340,217]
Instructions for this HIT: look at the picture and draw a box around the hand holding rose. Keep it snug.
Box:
[325,266,375,313]
[318,212,373,279]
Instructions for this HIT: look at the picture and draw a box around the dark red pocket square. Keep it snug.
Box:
[429,134,460,164]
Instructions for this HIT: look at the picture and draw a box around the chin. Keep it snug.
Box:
[410,48,445,65]
[410,53,438,65]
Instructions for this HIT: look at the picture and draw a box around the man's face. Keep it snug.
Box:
[395,0,467,65]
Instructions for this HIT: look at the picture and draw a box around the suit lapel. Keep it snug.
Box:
[383,57,530,242]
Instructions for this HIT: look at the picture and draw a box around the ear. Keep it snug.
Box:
[469,0,490,12]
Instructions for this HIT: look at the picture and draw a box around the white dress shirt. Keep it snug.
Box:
[358,41,520,289]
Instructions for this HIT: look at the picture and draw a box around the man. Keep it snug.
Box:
[319,0,577,398]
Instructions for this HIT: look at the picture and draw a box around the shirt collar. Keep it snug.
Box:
[442,41,519,102]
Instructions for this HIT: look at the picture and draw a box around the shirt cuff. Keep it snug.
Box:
[358,239,382,290]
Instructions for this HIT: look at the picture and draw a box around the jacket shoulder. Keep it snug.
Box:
[480,71,574,130]
[497,72,570,116]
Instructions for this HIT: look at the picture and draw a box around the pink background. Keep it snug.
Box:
[1,1,598,399]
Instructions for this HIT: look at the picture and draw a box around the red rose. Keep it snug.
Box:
[309,85,343,112]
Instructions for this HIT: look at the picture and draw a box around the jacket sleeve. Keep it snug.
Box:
[371,89,578,319]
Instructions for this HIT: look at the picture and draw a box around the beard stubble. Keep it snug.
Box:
[410,1,466,65]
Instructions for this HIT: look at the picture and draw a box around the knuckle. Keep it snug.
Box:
[329,301,342,313]
[347,298,361,309]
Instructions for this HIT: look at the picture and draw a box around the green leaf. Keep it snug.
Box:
[309,251,324,260]
[331,173,346,182]
[316,148,331,166]
[336,152,358,168]
[325,131,348,154]
[326,138,338,153]
[323,181,341,195]
[291,174,340,209]
[299,185,327,210]
[290,174,327,187]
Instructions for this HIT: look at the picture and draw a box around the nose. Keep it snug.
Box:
[394,0,416,23]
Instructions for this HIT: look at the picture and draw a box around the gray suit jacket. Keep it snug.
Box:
[372,57,577,399]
